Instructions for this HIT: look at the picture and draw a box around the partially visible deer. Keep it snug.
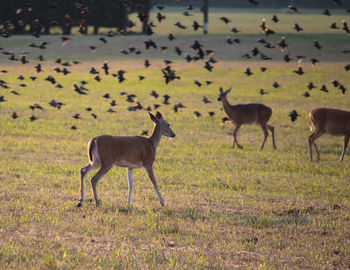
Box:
[77,112,175,207]
[308,108,350,161]
[217,87,277,150]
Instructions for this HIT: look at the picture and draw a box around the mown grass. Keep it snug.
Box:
[1,8,350,270]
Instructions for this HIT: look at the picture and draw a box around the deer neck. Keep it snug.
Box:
[222,96,233,115]
[149,124,162,150]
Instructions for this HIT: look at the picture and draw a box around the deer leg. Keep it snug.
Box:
[340,134,349,162]
[308,130,324,161]
[144,166,164,206]
[127,168,133,206]
[233,124,243,149]
[267,124,277,149]
[77,161,100,207]
[91,165,111,206]
[260,125,269,151]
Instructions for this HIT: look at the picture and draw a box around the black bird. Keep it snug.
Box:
[144,59,151,68]
[308,82,316,90]
[331,80,339,87]
[11,90,19,95]
[192,21,202,31]
[273,82,280,88]
[339,84,346,95]
[206,81,213,85]
[94,75,101,82]
[251,47,260,56]
[91,113,97,119]
[71,126,77,130]
[260,67,267,72]
[183,11,192,17]
[204,61,213,72]
[167,33,175,41]
[37,55,44,61]
[49,100,65,109]
[117,70,126,83]
[278,37,288,51]
[86,107,92,111]
[73,113,81,119]
[138,75,145,81]
[74,84,87,95]
[174,22,187,29]
[0,96,6,102]
[220,17,231,24]
[35,63,42,73]
[175,47,182,56]
[288,5,299,12]
[90,67,99,74]
[194,80,202,87]
[89,46,97,52]
[45,76,56,84]
[30,115,38,122]
[320,84,329,92]
[202,96,211,104]
[259,89,268,95]
[208,112,215,117]
[289,110,299,122]
[271,14,279,23]
[344,64,350,71]
[249,0,260,6]
[62,68,70,75]
[294,23,303,32]
[284,53,292,63]
[151,90,159,98]
[245,68,253,76]
[102,61,109,75]
[194,111,201,119]
[103,93,110,99]
[230,27,240,33]
[303,91,310,97]
[163,94,170,105]
[330,22,339,29]
[156,5,164,10]
[11,112,18,119]
[293,66,304,75]
[313,41,322,50]
[310,58,319,66]
[157,12,166,23]
[110,100,117,107]
[323,8,331,16]
[144,39,157,50]
[342,20,349,34]
[99,37,107,43]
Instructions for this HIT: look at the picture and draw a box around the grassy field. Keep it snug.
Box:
[1,7,350,269]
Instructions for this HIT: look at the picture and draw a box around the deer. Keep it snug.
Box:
[217,87,277,150]
[308,108,350,161]
[77,112,175,208]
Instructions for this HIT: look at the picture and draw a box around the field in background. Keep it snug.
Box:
[1,8,350,269]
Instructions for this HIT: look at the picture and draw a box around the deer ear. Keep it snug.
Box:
[219,87,223,93]
[149,112,158,123]
[156,111,163,120]
[226,87,232,94]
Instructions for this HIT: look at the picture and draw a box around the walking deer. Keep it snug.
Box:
[217,87,277,150]
[308,108,350,161]
[77,112,175,207]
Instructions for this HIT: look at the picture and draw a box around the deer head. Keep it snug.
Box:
[149,112,175,138]
[217,87,232,102]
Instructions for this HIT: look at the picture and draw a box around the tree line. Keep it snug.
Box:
[0,0,152,36]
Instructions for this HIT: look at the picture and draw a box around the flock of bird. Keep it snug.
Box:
[0,0,349,134]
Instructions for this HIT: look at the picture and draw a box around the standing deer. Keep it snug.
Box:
[308,108,350,161]
[77,112,175,207]
[217,87,277,150]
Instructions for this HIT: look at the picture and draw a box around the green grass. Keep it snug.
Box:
[1,8,350,270]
